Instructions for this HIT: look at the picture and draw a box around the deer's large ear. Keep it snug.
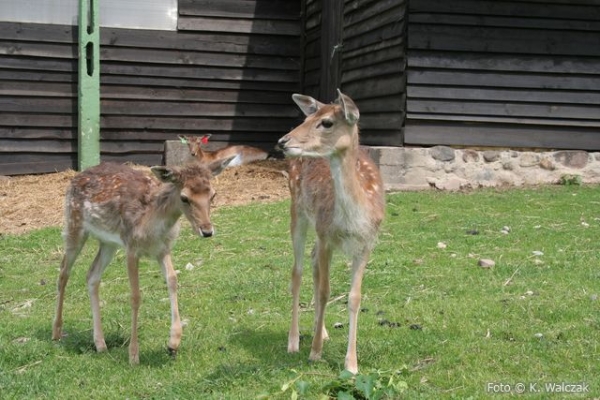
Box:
[292,94,324,116]
[201,134,212,144]
[151,166,179,183]
[208,156,235,177]
[178,135,189,144]
[336,89,359,125]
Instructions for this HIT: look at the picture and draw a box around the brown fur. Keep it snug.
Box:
[181,134,269,167]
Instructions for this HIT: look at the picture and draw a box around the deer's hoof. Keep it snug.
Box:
[167,346,178,358]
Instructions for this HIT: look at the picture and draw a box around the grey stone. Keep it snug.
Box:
[483,150,501,162]
[553,150,588,169]
[165,140,195,166]
[462,149,480,163]
[519,153,541,168]
[539,157,555,171]
[430,146,455,162]
[478,259,495,269]
[502,161,514,171]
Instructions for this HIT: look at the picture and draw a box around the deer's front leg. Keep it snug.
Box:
[158,253,182,357]
[127,253,141,365]
[345,251,369,374]
[288,212,307,353]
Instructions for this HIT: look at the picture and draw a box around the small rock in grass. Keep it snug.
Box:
[478,259,495,269]
[534,333,543,339]
[437,242,447,249]
[591,294,598,301]
[532,250,544,256]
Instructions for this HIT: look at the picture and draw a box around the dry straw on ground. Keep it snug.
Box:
[0,160,289,236]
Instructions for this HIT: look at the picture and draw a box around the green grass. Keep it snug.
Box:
[1,186,599,399]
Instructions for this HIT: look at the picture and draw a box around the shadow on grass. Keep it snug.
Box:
[36,326,177,367]
[227,327,344,370]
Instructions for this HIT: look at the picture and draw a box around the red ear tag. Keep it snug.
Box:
[201,136,209,144]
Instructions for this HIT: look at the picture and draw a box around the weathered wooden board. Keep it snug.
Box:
[405,0,600,148]
[0,0,302,175]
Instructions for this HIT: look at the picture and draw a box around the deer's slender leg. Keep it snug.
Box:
[345,249,370,374]
[87,243,117,352]
[309,238,332,361]
[127,252,141,365]
[288,208,308,353]
[52,226,88,341]
[311,244,330,341]
[158,253,182,356]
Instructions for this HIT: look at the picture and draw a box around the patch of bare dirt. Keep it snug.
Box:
[0,160,289,236]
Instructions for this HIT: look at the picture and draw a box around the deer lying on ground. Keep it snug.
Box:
[52,158,232,364]
[180,134,270,167]
[277,90,385,374]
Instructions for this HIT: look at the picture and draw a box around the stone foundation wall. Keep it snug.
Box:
[370,146,600,191]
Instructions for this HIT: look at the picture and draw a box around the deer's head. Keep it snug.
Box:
[151,156,232,237]
[179,134,211,158]
[278,90,360,158]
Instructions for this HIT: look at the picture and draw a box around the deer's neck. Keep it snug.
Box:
[156,185,183,222]
[328,136,366,215]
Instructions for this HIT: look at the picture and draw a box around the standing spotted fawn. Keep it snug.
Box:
[277,90,385,374]
[52,159,231,364]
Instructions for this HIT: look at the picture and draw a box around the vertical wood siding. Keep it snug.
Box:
[406,0,600,149]
[0,0,301,175]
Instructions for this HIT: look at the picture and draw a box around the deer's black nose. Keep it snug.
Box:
[276,136,290,151]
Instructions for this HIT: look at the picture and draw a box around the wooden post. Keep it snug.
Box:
[78,0,100,170]
[319,0,343,103]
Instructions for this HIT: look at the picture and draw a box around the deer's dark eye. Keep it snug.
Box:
[180,194,190,204]
[320,119,334,129]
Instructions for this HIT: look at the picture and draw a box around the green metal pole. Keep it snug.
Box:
[78,0,100,170]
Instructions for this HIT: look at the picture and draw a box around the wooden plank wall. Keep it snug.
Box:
[406,0,600,150]
[301,0,406,146]
[0,0,302,175]
[301,0,322,99]
[341,0,406,146]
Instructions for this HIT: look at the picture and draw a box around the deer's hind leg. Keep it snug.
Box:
[87,243,118,352]
[309,238,333,362]
[52,218,89,341]
[127,252,141,365]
